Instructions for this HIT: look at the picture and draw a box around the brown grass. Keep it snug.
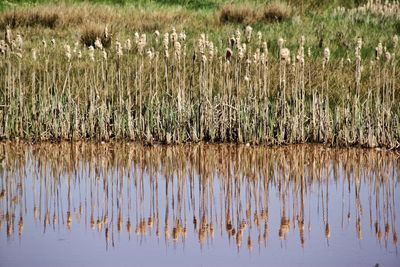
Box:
[0,4,191,32]
[218,3,258,24]
[263,1,292,22]
[0,8,59,29]
[80,23,112,48]
[218,1,292,25]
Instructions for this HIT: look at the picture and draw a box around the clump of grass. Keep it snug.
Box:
[218,3,258,24]
[80,24,111,48]
[262,1,292,22]
[0,8,59,28]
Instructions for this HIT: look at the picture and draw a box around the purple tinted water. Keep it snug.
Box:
[0,143,399,266]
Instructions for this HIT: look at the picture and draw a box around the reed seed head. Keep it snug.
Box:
[278,37,284,49]
[257,31,262,44]
[15,34,23,51]
[280,47,290,62]
[116,41,123,57]
[88,45,95,61]
[376,42,383,60]
[323,47,330,65]
[5,26,12,44]
[245,25,253,43]
[300,35,305,46]
[94,37,103,50]
[64,44,71,61]
[179,31,186,42]
[32,48,37,61]
[134,32,140,44]
[163,33,169,50]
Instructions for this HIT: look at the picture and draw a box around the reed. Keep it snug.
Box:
[0,27,399,148]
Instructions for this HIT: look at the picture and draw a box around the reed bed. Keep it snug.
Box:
[0,27,399,147]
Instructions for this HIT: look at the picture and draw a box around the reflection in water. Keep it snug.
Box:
[0,143,399,254]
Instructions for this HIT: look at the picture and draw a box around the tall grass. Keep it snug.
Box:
[0,27,399,147]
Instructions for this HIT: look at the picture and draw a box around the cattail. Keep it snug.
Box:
[116,41,123,58]
[10,40,16,51]
[171,27,178,46]
[73,41,79,53]
[300,35,305,46]
[174,41,181,60]
[376,42,383,60]
[297,46,304,65]
[179,31,186,42]
[201,54,207,64]
[323,47,330,66]
[64,44,71,61]
[278,37,284,49]
[42,39,47,49]
[280,47,290,62]
[393,34,398,48]
[32,48,37,61]
[208,41,214,59]
[225,48,233,61]
[356,36,363,50]
[94,37,103,50]
[198,36,205,55]
[125,39,132,52]
[253,48,260,64]
[163,33,169,50]
[154,30,160,44]
[385,51,391,62]
[307,47,311,57]
[235,28,241,46]
[77,50,82,59]
[138,34,146,54]
[5,26,12,45]
[257,31,262,44]
[51,38,56,47]
[104,25,109,39]
[88,46,95,61]
[15,34,23,51]
[238,45,245,60]
[134,32,140,45]
[262,41,268,56]
[146,49,154,61]
[245,25,253,43]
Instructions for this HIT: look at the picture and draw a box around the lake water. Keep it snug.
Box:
[0,143,399,266]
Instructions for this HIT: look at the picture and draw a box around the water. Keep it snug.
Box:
[0,142,399,267]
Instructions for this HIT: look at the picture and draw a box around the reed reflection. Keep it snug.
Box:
[0,143,398,253]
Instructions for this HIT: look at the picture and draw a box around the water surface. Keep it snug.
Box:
[0,143,399,266]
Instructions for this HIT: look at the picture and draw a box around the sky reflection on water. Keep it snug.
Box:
[0,143,399,266]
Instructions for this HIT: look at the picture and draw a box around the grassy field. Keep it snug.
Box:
[0,1,399,147]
